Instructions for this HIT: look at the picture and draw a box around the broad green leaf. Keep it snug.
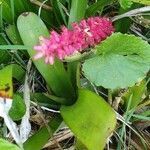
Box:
[0,138,21,150]
[68,0,87,26]
[83,33,150,89]
[61,89,116,150]
[75,139,87,150]
[24,114,62,150]
[9,94,26,121]
[122,80,147,110]
[0,65,13,98]
[17,12,75,105]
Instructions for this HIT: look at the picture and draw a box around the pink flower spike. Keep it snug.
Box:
[34,16,114,64]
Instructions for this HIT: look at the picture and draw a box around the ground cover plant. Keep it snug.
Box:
[0,0,150,150]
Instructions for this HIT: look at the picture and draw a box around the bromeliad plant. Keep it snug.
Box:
[17,12,117,150]
[0,0,150,150]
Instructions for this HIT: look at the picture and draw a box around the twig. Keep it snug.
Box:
[126,135,143,150]
[31,101,62,149]
[43,129,73,149]
[30,0,52,10]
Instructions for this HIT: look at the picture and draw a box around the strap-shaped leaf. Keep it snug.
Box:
[68,0,87,26]
[83,33,150,89]
[61,89,116,150]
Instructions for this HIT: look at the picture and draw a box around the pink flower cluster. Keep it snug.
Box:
[34,17,114,64]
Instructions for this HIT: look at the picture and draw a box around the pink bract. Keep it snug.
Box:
[34,17,114,64]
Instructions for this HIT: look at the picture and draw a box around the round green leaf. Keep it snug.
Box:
[61,89,116,150]
[83,33,150,89]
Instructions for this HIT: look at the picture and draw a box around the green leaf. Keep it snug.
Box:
[0,0,13,23]
[24,115,62,150]
[0,65,13,98]
[0,45,28,50]
[68,0,87,26]
[61,89,116,150]
[12,0,33,14]
[17,12,75,104]
[86,0,113,17]
[139,109,150,118]
[119,0,150,9]
[31,93,60,109]
[122,80,147,110]
[132,0,150,5]
[9,94,26,121]
[5,24,23,45]
[51,0,67,26]
[0,35,11,64]
[114,6,133,33]
[0,138,21,150]
[119,0,133,9]
[12,64,25,82]
[0,0,33,24]
[75,139,87,150]
[132,114,150,121]
[83,33,150,89]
